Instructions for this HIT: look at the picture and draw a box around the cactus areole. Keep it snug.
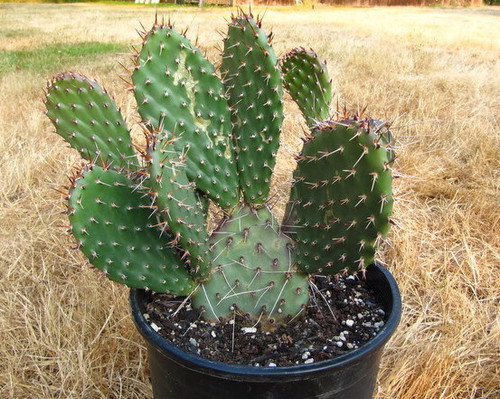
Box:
[46,12,400,398]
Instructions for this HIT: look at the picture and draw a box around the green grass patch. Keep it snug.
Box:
[0,41,126,76]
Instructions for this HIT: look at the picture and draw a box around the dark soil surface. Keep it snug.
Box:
[145,274,386,367]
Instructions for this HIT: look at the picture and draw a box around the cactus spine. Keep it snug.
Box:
[46,13,394,326]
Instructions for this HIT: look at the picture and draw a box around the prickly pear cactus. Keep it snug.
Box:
[46,12,395,327]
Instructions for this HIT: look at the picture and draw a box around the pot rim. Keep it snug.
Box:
[130,262,401,377]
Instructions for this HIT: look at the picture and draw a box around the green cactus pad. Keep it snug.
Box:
[132,24,238,209]
[68,165,193,294]
[45,72,138,170]
[282,48,333,128]
[147,136,211,281]
[192,206,309,324]
[221,14,284,205]
[284,119,394,275]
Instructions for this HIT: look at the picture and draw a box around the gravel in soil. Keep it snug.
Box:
[145,274,386,367]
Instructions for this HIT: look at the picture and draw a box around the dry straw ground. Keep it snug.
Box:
[0,3,499,398]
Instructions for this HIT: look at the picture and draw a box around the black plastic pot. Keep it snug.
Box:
[130,263,401,399]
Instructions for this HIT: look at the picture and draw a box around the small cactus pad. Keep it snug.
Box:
[68,165,193,294]
[282,48,333,128]
[147,136,211,281]
[192,206,309,323]
[221,14,284,205]
[45,72,138,170]
[132,24,238,209]
[284,119,394,275]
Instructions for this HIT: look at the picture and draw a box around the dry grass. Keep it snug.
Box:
[1,3,499,398]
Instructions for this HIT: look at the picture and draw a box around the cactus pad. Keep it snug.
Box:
[282,48,333,128]
[45,72,138,170]
[285,119,394,275]
[132,24,238,209]
[192,206,309,323]
[221,14,284,205]
[147,136,211,281]
[68,165,193,294]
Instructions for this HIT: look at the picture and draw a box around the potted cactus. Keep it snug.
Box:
[45,13,401,399]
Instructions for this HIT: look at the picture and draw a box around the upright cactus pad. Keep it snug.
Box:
[282,48,333,128]
[222,14,284,205]
[284,119,394,275]
[147,136,211,281]
[132,24,239,209]
[192,206,309,323]
[45,72,138,170]
[68,165,193,294]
